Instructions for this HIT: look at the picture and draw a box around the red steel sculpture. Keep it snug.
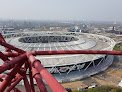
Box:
[0,33,122,92]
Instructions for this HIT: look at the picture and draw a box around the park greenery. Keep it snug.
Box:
[113,43,122,51]
[74,86,122,92]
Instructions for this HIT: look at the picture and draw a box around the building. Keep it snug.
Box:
[1,31,115,83]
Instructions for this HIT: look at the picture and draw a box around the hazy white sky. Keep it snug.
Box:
[0,0,122,21]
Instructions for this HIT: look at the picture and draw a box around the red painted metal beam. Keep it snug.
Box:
[34,50,122,55]
[0,75,7,78]
[0,33,6,42]
[0,62,24,92]
[0,33,13,52]
[0,78,3,82]
[4,50,122,58]
[23,76,31,92]
[27,54,67,92]
[0,54,26,74]
[29,69,35,92]
[32,67,47,92]
[5,76,23,92]
[0,40,25,54]
[0,51,9,62]
[4,52,20,57]
[13,88,21,92]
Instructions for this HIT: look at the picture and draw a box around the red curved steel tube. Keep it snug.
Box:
[0,51,9,61]
[0,62,24,92]
[0,54,26,74]
[4,50,122,58]
[35,50,122,55]
[5,76,23,92]
[27,54,67,92]
[0,40,25,54]
[29,69,35,92]
[32,67,47,92]
[23,76,31,92]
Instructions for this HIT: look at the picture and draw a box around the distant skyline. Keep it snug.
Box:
[0,0,122,22]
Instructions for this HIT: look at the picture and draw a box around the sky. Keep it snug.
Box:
[0,0,122,21]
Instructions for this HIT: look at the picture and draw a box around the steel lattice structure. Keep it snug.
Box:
[0,33,122,92]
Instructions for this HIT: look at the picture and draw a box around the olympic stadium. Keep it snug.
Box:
[0,31,116,83]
